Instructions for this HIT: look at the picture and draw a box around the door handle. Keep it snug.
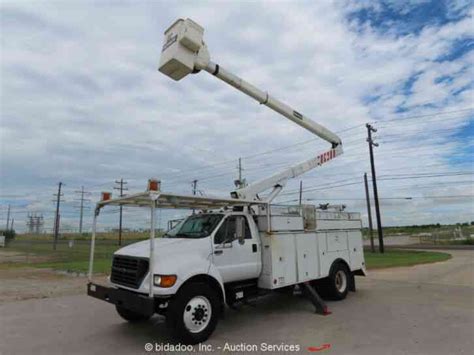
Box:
[252,244,257,253]
[214,250,223,255]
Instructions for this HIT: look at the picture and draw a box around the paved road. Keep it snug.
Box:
[1,250,473,355]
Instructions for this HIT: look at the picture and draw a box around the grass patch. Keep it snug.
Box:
[3,239,126,274]
[365,249,451,269]
[440,238,474,245]
[3,240,452,274]
[34,259,112,274]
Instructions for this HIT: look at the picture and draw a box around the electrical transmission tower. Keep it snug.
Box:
[74,186,91,234]
[27,213,44,234]
[366,124,384,253]
[114,178,128,246]
[27,213,34,233]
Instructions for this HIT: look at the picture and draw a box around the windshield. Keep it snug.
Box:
[164,214,224,239]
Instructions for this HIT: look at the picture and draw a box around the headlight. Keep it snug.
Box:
[153,274,177,288]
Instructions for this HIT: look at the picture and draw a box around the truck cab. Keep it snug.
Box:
[110,209,262,298]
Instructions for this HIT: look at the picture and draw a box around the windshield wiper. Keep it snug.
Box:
[176,233,192,238]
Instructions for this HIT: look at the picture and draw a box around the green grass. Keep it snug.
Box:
[361,224,474,238]
[3,240,451,274]
[440,238,474,245]
[33,259,112,274]
[3,239,125,274]
[365,249,451,269]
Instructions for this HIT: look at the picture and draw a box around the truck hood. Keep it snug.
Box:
[114,237,211,259]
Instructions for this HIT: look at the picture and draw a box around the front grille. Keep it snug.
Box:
[111,256,149,289]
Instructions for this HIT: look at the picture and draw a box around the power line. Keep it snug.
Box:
[277,194,474,204]
[281,172,474,196]
[374,107,473,124]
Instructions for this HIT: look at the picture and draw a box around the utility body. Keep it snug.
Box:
[87,19,366,344]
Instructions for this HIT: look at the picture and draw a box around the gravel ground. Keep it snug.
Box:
[0,250,107,304]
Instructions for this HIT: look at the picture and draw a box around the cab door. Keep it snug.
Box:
[212,214,261,283]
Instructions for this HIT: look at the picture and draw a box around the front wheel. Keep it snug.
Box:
[166,282,220,344]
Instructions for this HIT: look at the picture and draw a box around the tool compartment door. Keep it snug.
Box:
[326,231,348,252]
[295,233,318,282]
[348,230,364,270]
[258,233,297,289]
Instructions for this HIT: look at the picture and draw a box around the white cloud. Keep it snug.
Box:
[1,0,473,231]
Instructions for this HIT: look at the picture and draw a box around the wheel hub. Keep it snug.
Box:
[335,270,347,292]
[183,296,212,333]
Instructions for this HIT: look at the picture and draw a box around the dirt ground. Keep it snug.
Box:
[0,268,86,304]
[0,250,107,304]
[0,249,52,263]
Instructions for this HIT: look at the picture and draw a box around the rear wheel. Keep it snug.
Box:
[115,305,150,322]
[166,282,220,344]
[326,262,350,300]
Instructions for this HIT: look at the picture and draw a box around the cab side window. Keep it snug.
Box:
[244,218,252,239]
[214,216,233,244]
[214,216,252,244]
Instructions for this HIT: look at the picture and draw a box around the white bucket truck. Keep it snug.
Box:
[87,19,366,344]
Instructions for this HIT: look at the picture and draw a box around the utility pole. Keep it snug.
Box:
[53,182,63,250]
[192,179,198,214]
[366,124,384,253]
[75,186,90,234]
[299,181,303,205]
[5,205,10,231]
[364,173,375,253]
[10,218,14,231]
[192,179,198,196]
[114,179,128,246]
[238,158,242,185]
[235,158,246,188]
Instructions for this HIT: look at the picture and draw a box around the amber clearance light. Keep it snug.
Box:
[147,178,161,192]
[153,274,177,288]
[101,192,111,201]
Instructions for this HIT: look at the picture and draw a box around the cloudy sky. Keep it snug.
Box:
[1,0,473,233]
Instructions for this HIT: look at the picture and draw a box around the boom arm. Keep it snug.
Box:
[158,18,343,201]
[202,61,341,146]
[231,145,343,200]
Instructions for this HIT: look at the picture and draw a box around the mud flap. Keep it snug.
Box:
[349,272,356,292]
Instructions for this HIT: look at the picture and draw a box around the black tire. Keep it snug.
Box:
[115,305,151,322]
[325,262,350,300]
[166,282,220,344]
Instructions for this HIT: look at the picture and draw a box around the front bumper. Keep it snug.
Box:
[87,282,158,316]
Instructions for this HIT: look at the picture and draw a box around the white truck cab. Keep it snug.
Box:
[87,18,366,344]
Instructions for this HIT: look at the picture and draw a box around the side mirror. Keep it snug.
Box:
[236,217,245,245]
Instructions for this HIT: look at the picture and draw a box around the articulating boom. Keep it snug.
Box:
[159,18,343,201]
